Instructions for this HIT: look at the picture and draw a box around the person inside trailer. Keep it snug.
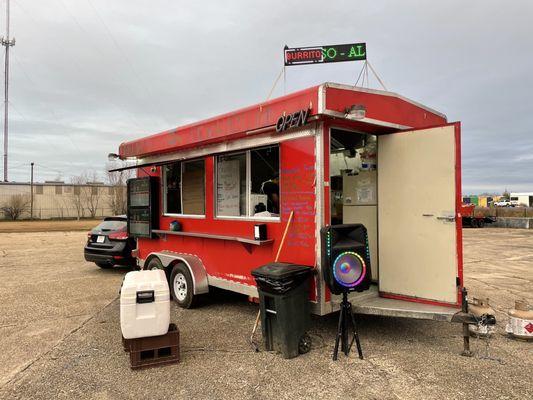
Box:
[250,146,280,217]
[261,174,280,214]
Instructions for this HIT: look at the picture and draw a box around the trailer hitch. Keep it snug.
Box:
[453,288,497,357]
[459,288,473,357]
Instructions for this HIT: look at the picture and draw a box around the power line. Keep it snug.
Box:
[57,0,162,129]
[12,0,149,132]
[7,0,153,180]
[85,0,172,126]
[10,52,88,160]
[6,100,87,175]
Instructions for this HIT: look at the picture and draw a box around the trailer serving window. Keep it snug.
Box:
[216,145,279,219]
[163,159,205,216]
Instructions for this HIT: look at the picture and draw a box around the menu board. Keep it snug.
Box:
[129,178,150,207]
[129,208,151,237]
[127,177,158,238]
[216,159,240,216]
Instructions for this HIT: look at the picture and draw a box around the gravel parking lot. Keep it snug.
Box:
[0,227,532,399]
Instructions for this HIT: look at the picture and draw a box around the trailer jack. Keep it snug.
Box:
[451,288,496,357]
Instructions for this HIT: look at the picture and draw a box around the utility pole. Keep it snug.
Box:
[30,162,34,220]
[1,0,15,182]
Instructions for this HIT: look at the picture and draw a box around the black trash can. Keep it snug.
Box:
[251,263,313,359]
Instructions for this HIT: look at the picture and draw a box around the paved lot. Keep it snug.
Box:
[0,228,531,399]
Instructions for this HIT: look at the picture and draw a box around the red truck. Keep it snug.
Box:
[461,204,495,228]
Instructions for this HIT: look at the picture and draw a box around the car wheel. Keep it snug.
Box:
[95,262,112,269]
[146,257,164,270]
[170,263,197,309]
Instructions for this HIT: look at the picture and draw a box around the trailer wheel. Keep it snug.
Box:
[471,219,478,228]
[146,257,164,270]
[478,219,485,228]
[170,263,197,309]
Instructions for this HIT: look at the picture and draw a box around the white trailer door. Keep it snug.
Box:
[378,124,461,305]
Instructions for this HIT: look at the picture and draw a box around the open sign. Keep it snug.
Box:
[275,108,310,133]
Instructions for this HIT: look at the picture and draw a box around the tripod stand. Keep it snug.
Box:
[333,291,363,360]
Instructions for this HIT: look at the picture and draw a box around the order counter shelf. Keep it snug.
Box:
[151,229,274,246]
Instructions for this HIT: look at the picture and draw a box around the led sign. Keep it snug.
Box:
[276,108,310,133]
[284,43,366,66]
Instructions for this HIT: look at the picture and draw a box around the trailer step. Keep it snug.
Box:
[329,286,460,322]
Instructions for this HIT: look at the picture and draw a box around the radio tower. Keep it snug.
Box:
[1,0,14,182]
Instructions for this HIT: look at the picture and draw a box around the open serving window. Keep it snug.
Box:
[127,176,159,238]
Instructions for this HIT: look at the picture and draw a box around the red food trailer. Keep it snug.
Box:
[114,83,479,350]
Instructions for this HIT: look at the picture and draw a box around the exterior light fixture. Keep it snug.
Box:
[345,104,366,120]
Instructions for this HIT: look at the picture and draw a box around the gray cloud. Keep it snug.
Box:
[3,0,532,194]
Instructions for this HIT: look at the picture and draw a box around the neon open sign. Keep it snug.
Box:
[284,43,366,66]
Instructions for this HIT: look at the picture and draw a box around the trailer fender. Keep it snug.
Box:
[144,251,209,295]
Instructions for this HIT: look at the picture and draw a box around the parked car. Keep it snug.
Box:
[84,215,136,269]
[494,199,513,207]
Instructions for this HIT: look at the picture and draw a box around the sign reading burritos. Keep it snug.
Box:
[275,108,310,133]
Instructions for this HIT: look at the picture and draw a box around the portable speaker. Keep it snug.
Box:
[320,224,372,295]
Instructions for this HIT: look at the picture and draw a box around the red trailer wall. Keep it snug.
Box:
[136,135,318,299]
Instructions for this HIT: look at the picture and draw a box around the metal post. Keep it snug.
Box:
[1,0,15,182]
[30,162,34,220]
[461,287,473,357]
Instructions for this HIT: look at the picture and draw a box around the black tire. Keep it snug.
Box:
[471,219,478,228]
[169,263,197,309]
[146,257,164,270]
[298,333,312,354]
[95,262,112,269]
[478,219,485,228]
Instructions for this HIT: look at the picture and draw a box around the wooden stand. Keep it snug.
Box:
[122,323,180,370]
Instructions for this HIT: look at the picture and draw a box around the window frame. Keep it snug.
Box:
[214,145,280,222]
[162,158,206,219]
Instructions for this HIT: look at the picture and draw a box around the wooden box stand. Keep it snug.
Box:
[122,323,180,370]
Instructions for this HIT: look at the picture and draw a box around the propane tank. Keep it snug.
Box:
[505,300,533,341]
[469,297,496,337]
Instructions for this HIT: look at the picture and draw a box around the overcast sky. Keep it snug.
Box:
[2,0,532,194]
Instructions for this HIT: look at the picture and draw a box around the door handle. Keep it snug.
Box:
[436,215,456,222]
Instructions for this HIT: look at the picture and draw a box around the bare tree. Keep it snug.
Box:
[70,175,86,220]
[1,194,31,220]
[70,171,103,219]
[106,162,133,215]
[83,171,102,219]
[83,185,100,218]
[502,189,510,200]
[59,197,71,219]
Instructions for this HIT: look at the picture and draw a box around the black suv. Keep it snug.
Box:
[84,216,136,269]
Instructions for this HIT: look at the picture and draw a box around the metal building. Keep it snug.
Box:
[0,181,124,220]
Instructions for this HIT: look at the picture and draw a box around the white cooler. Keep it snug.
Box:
[120,270,170,339]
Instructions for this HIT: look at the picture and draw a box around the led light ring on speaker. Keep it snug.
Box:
[332,251,366,288]
[327,230,331,257]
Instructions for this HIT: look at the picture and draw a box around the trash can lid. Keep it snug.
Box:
[251,262,312,280]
